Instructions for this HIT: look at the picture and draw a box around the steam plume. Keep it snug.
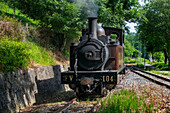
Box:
[73,0,99,17]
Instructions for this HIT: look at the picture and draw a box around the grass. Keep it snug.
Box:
[97,89,155,113]
[148,70,170,76]
[28,41,56,66]
[0,2,39,25]
[97,85,170,113]
[0,39,56,72]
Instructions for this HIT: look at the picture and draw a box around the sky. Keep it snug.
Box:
[125,0,145,33]
[126,22,137,33]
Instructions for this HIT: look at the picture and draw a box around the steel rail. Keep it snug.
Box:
[54,97,77,113]
[133,67,170,82]
[130,67,170,89]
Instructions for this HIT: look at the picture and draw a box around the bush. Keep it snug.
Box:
[138,63,144,68]
[0,39,31,72]
[129,59,137,63]
[125,58,137,64]
[124,57,129,63]
[152,62,169,70]
[154,52,165,62]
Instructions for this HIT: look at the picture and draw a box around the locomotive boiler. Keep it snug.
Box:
[61,17,125,97]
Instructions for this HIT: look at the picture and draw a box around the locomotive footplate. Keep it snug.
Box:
[61,66,125,84]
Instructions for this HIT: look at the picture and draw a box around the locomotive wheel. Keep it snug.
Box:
[101,84,109,97]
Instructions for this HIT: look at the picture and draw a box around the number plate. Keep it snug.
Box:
[61,74,75,84]
[102,75,117,84]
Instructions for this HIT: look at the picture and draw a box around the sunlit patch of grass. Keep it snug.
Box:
[148,70,170,76]
[0,39,56,72]
[97,89,157,113]
[28,41,56,67]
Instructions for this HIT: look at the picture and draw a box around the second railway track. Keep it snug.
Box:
[130,67,170,89]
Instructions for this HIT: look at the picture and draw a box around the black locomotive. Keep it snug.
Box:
[61,17,125,97]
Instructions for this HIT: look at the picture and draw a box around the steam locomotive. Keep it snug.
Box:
[61,17,125,97]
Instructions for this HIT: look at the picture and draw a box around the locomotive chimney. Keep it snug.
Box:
[88,17,98,39]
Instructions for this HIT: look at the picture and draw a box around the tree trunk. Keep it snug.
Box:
[168,53,170,66]
[151,52,154,61]
[60,34,66,51]
[14,8,15,18]
[168,56,170,66]
[163,49,168,64]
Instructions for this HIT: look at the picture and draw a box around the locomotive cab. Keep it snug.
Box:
[61,17,125,98]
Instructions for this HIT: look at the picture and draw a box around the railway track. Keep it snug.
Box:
[57,70,130,113]
[57,91,112,113]
[130,67,170,89]
[57,68,169,113]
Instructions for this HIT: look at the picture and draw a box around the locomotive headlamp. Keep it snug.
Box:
[80,77,94,85]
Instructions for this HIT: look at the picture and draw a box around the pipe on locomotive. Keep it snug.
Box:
[88,17,98,39]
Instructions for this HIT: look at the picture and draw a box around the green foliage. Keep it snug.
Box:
[0,0,145,61]
[7,0,82,51]
[110,34,117,41]
[0,39,31,72]
[125,58,137,64]
[124,57,129,63]
[0,2,39,25]
[124,33,142,58]
[133,49,141,58]
[152,62,169,70]
[153,52,165,62]
[63,50,70,58]
[0,14,56,72]
[138,0,170,65]
[97,89,154,113]
[124,39,134,57]
[3,0,143,52]
[98,0,141,28]
[137,63,144,68]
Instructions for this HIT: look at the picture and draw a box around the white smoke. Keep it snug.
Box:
[73,0,99,17]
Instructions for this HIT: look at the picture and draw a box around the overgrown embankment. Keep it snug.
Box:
[0,10,67,72]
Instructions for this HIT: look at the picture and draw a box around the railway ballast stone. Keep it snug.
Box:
[0,65,69,113]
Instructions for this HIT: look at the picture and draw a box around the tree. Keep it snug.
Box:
[138,0,170,65]
[124,39,134,57]
[7,0,83,51]
[98,0,141,29]
[5,0,143,51]
[125,33,141,58]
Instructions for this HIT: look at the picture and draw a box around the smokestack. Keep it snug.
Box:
[88,17,98,39]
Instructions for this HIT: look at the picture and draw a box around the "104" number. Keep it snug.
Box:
[102,75,114,82]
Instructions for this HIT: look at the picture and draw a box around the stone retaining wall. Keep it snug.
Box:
[0,65,69,113]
